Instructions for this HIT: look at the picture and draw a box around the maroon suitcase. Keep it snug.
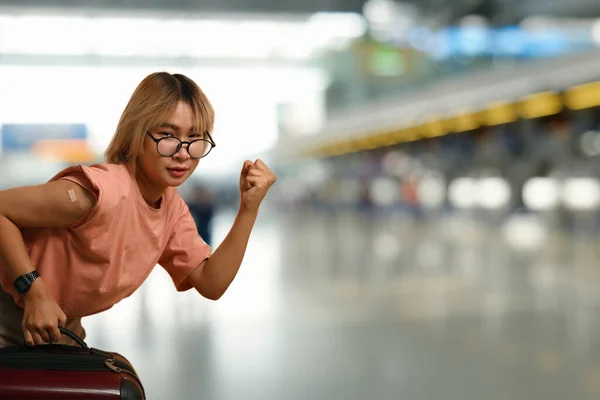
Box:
[0,327,145,400]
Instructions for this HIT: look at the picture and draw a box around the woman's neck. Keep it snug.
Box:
[135,167,165,209]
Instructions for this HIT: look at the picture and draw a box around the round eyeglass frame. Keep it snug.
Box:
[146,131,216,159]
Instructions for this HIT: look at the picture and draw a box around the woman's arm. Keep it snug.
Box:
[188,208,257,300]
[0,179,96,284]
[188,159,276,301]
[0,179,96,344]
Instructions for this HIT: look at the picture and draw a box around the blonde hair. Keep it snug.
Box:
[105,72,215,175]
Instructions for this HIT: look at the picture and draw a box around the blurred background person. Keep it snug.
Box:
[187,183,216,248]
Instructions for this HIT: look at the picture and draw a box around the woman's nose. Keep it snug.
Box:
[173,143,191,160]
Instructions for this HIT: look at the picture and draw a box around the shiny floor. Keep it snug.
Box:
[82,208,600,400]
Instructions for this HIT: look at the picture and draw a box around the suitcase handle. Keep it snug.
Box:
[58,326,90,352]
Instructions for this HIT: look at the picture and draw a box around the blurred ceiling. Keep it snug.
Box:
[0,0,599,26]
[0,0,367,15]
[420,0,600,25]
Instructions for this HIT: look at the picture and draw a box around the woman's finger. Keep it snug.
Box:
[49,325,62,343]
[246,176,262,187]
[37,327,51,343]
[32,331,45,346]
[23,329,34,346]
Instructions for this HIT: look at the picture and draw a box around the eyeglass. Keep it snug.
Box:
[146,131,215,159]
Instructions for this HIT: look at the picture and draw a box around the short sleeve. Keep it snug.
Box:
[48,163,128,229]
[158,205,212,292]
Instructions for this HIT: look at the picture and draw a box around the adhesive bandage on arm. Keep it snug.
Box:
[68,189,77,203]
[67,188,84,214]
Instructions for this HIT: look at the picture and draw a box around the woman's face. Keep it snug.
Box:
[139,101,203,191]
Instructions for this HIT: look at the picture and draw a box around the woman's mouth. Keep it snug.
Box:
[168,168,188,178]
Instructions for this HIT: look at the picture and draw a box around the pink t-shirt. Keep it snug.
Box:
[0,163,212,318]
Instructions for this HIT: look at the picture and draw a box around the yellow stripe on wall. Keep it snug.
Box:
[565,81,600,110]
[297,80,600,159]
[482,101,517,126]
[520,91,563,119]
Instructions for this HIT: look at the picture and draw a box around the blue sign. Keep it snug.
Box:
[495,27,528,56]
[420,25,574,59]
[1,124,88,151]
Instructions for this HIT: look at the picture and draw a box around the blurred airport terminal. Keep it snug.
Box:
[3,0,600,399]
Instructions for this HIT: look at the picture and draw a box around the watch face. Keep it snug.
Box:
[15,278,28,293]
[14,272,39,294]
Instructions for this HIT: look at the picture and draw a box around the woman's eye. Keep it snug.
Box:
[159,132,173,137]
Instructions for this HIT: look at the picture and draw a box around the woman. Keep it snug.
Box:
[0,72,276,347]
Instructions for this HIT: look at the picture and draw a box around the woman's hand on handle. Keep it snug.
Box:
[21,280,67,346]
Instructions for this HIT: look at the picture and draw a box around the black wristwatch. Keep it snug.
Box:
[14,271,40,294]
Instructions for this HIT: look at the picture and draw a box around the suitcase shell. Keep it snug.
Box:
[0,327,145,400]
